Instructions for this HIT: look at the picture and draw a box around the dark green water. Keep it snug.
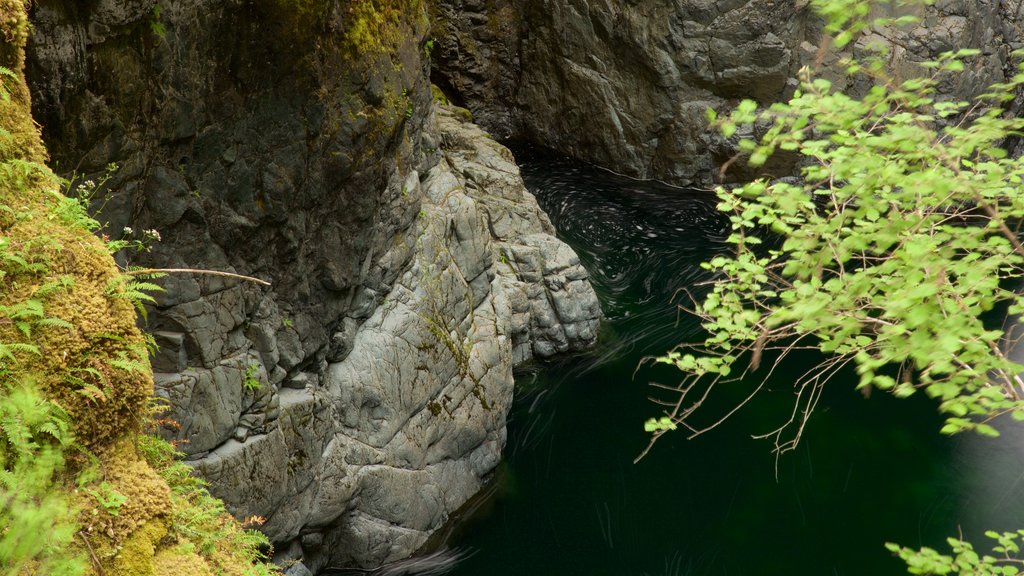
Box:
[419,152,1024,575]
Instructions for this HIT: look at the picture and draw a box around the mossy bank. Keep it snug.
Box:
[0,0,278,573]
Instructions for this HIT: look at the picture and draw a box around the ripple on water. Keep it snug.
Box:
[513,148,730,359]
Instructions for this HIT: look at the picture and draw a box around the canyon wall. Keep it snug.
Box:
[26,1,600,572]
[433,0,1024,185]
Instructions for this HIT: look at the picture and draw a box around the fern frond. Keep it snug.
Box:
[70,366,104,380]
[35,422,61,442]
[0,343,40,360]
[122,288,159,304]
[143,332,158,355]
[35,317,73,331]
[125,281,164,296]
[13,321,30,338]
[33,276,74,298]
[1,251,28,270]
[109,353,147,375]
[67,374,107,403]
[2,299,44,320]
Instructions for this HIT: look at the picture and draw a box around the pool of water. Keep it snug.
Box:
[396,150,1024,575]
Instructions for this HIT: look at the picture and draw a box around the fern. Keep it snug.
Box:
[0,299,44,322]
[35,317,74,331]
[142,331,158,355]
[33,275,74,298]
[0,342,40,361]
[66,367,108,402]
[0,298,73,340]
[110,340,150,373]
[137,430,279,573]
[104,274,163,320]
[0,382,84,574]
[0,467,13,489]
[47,189,102,234]
[109,350,148,375]
[0,65,14,102]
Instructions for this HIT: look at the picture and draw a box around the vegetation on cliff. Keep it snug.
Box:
[264,0,425,56]
[0,1,278,574]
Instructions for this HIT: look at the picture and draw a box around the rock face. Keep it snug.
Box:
[26,1,599,572]
[433,0,1024,186]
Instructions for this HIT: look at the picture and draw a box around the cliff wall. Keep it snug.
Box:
[433,0,1024,185]
[25,1,600,572]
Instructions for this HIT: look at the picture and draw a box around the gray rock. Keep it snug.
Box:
[25,3,601,572]
[284,563,313,576]
[436,107,601,359]
[434,0,1024,186]
[150,331,187,373]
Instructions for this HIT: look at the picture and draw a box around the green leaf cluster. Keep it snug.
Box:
[136,418,278,573]
[654,0,1024,570]
[663,42,1024,452]
[887,531,1024,575]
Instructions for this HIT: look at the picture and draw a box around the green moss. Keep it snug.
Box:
[0,0,48,164]
[0,163,152,453]
[430,84,450,105]
[451,104,473,123]
[152,546,215,576]
[111,519,168,576]
[136,430,279,575]
[344,0,408,57]
[262,0,423,57]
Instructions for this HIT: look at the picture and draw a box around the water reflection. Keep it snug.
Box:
[520,154,729,323]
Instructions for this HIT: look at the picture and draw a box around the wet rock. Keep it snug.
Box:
[436,106,601,359]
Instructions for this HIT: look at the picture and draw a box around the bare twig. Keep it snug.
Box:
[123,268,271,286]
[77,531,105,576]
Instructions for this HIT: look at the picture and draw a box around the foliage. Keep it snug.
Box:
[243,362,262,391]
[651,9,1024,453]
[642,416,677,433]
[887,532,1024,575]
[83,481,128,517]
[148,3,166,40]
[645,0,1024,571]
[137,410,279,575]
[0,65,15,102]
[0,5,278,570]
[104,270,164,322]
[0,383,85,576]
[342,0,422,57]
[264,0,423,58]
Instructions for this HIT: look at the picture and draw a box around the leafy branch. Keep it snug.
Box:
[645,50,1024,458]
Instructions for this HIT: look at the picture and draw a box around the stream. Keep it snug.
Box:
[405,150,1024,575]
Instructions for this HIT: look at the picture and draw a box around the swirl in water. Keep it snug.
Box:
[515,147,730,362]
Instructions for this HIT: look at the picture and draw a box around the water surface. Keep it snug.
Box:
[422,150,1024,575]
